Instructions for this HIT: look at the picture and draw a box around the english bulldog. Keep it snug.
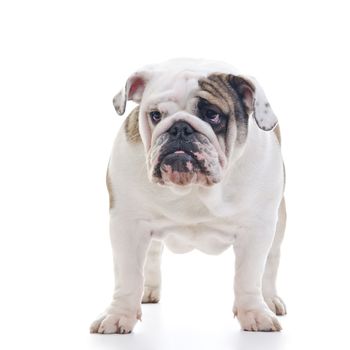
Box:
[90,58,286,334]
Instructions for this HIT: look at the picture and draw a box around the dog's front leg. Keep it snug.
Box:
[90,215,151,334]
[233,224,281,332]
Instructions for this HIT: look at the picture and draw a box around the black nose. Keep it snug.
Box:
[168,121,194,139]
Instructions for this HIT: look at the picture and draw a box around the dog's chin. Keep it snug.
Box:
[152,152,220,187]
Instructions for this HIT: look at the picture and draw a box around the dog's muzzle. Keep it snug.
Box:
[150,120,222,186]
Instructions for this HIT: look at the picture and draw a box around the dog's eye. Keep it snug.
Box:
[150,110,162,123]
[197,99,225,130]
[205,109,221,124]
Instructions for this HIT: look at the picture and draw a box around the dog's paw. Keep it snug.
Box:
[90,311,141,334]
[234,307,282,332]
[264,295,287,316]
[142,286,160,304]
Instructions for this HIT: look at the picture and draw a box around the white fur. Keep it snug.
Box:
[91,58,285,334]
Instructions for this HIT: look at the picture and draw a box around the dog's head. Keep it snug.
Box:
[113,59,278,187]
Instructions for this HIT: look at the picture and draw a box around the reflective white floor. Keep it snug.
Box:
[2,247,344,350]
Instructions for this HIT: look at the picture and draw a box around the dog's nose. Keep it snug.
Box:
[168,121,194,139]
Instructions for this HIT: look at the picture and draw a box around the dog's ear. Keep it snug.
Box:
[112,71,152,115]
[228,75,278,131]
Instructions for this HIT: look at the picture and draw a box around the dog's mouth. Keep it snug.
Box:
[160,150,202,174]
[149,132,224,187]
[152,147,218,187]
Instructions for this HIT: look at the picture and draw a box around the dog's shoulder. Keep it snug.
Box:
[124,106,141,143]
[273,124,281,145]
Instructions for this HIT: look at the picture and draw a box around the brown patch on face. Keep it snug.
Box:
[197,74,249,152]
[124,107,141,143]
[198,74,236,115]
[106,165,114,209]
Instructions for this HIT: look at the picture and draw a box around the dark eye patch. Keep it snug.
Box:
[197,98,228,134]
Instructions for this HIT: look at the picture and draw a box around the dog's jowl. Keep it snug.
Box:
[90,58,286,334]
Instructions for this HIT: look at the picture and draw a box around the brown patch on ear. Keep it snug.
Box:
[273,124,281,145]
[106,165,114,209]
[228,75,255,115]
[124,107,141,143]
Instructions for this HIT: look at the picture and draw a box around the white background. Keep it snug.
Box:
[1,1,349,349]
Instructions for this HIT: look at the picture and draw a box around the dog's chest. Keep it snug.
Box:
[150,188,245,254]
[157,221,238,255]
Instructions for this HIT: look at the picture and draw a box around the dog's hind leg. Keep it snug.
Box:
[262,197,287,316]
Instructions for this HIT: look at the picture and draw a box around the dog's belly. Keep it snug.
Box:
[153,222,236,255]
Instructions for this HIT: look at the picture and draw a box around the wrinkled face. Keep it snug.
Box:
[150,121,223,186]
[139,72,249,187]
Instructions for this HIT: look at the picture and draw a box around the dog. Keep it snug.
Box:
[90,58,286,334]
